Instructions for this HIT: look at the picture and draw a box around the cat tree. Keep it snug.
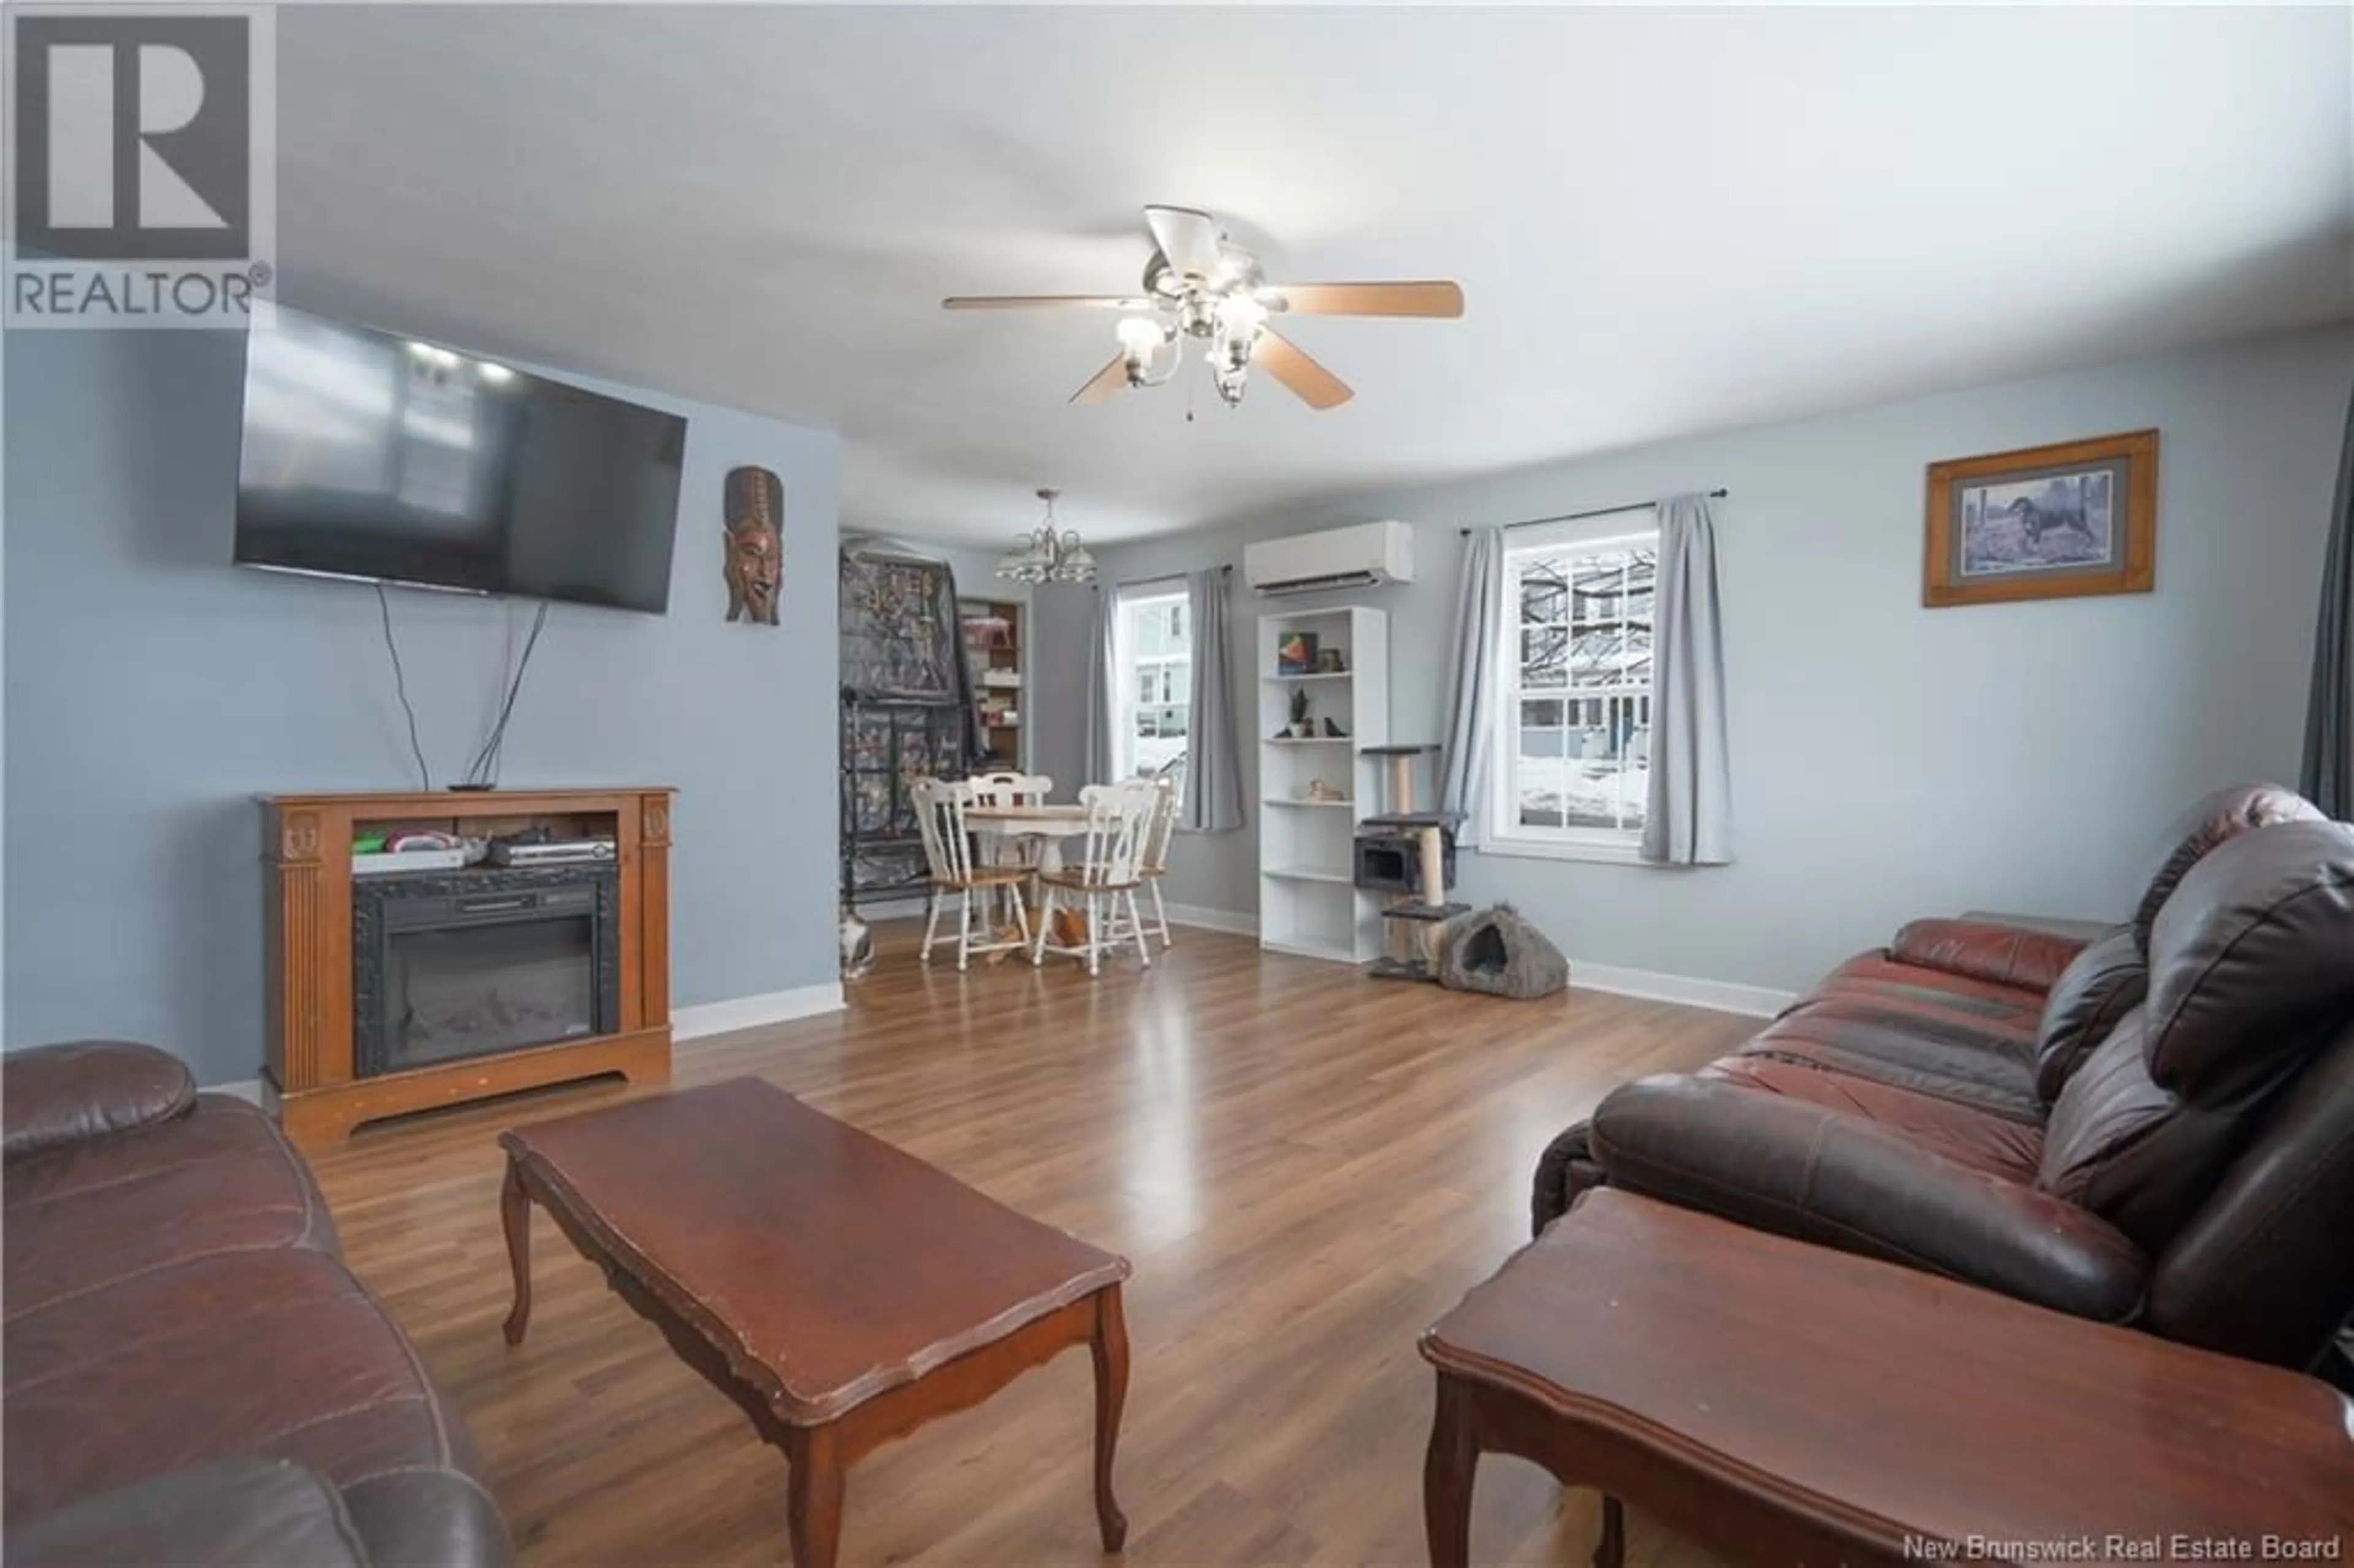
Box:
[1357,745,1468,982]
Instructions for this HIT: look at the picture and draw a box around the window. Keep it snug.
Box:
[1115,586,1190,782]
[1491,508,1656,858]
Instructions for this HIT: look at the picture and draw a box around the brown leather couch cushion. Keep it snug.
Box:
[1589,1071,2146,1322]
[1888,918,2090,995]
[4,1246,482,1526]
[1739,996,2044,1122]
[3,1095,337,1316]
[1808,950,2046,1032]
[2036,1010,2243,1252]
[9,1459,367,1568]
[2145,1021,2354,1371]
[2035,927,2147,1103]
[2143,819,2354,1102]
[2130,782,2322,955]
[4,1040,194,1162]
[1699,1054,2043,1182]
[2,1041,512,1567]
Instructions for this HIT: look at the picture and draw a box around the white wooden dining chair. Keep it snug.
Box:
[1031,779,1157,977]
[1137,777,1179,950]
[967,771,1054,867]
[911,776,1032,972]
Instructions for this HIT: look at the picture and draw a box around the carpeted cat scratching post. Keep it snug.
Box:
[1435,904,1569,1000]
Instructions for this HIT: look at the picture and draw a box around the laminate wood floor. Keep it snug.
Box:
[309,925,1755,1567]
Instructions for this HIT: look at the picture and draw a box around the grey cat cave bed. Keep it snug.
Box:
[1435,904,1569,1000]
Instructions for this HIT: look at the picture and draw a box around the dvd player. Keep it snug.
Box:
[487,839,616,867]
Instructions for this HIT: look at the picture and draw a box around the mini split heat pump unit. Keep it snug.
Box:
[1243,520,1415,597]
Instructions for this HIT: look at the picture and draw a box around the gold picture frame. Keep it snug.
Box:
[1923,429,2157,608]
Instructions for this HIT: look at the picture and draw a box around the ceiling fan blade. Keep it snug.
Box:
[1069,355,1131,406]
[1252,330,1353,410]
[943,294,1153,311]
[1143,205,1222,280]
[1263,281,1465,319]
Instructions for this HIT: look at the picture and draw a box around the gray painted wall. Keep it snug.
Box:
[1040,322,2354,992]
[3,327,841,1086]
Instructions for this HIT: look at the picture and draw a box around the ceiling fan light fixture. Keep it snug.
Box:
[945,204,1456,414]
[1116,314,1162,360]
[1211,293,1267,382]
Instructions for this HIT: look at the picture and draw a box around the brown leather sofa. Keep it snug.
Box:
[1534,783,2354,1389]
[3,1040,513,1567]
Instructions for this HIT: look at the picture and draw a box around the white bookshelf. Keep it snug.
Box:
[1257,606,1388,964]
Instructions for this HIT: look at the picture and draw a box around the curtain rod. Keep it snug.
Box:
[1459,488,1726,537]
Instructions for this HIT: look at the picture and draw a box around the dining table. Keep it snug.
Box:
[964,802,1092,873]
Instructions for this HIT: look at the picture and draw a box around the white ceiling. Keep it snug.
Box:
[278,4,2354,547]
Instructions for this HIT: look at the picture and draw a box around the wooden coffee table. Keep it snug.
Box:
[497,1079,1132,1568]
[1422,1189,2354,1567]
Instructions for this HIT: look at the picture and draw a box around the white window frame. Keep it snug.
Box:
[1112,582,1192,783]
[1485,506,1659,864]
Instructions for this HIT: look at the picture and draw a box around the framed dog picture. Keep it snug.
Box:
[1922,430,2157,608]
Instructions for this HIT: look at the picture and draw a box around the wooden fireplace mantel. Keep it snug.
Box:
[259,786,675,1149]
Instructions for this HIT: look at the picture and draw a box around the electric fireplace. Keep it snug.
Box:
[351,865,619,1079]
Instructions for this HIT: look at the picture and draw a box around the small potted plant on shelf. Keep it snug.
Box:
[1289,686,1314,738]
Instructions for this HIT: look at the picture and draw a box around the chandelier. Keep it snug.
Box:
[994,489,1097,584]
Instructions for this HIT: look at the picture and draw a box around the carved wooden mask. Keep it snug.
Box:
[723,466,783,625]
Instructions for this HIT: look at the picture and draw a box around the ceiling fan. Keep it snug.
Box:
[943,205,1463,412]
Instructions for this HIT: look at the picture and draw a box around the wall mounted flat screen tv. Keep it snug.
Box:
[234,308,687,614]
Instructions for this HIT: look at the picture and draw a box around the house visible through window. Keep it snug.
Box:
[1116,586,1190,782]
[1492,508,1657,854]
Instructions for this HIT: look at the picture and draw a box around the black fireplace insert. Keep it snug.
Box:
[351,865,620,1078]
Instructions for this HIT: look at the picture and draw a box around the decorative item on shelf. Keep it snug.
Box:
[1316,648,1347,674]
[1277,630,1319,674]
[351,829,470,876]
[962,614,1014,649]
[1319,717,1348,739]
[1924,429,2157,608]
[722,466,783,625]
[1304,778,1347,803]
[839,904,875,981]
[994,488,1097,584]
[1287,686,1314,738]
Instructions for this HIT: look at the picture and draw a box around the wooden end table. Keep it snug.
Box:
[498,1079,1131,1568]
[1422,1189,2354,1567]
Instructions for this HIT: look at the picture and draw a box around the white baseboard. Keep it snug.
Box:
[209,1078,263,1105]
[858,896,930,923]
[1164,902,1259,938]
[1569,961,1794,1019]
[674,982,846,1041]
[1153,904,1784,1015]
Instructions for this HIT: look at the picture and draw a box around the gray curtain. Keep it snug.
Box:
[1081,587,1115,786]
[2302,383,2353,818]
[1439,527,1505,846]
[1181,568,1246,831]
[1642,493,1735,865]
